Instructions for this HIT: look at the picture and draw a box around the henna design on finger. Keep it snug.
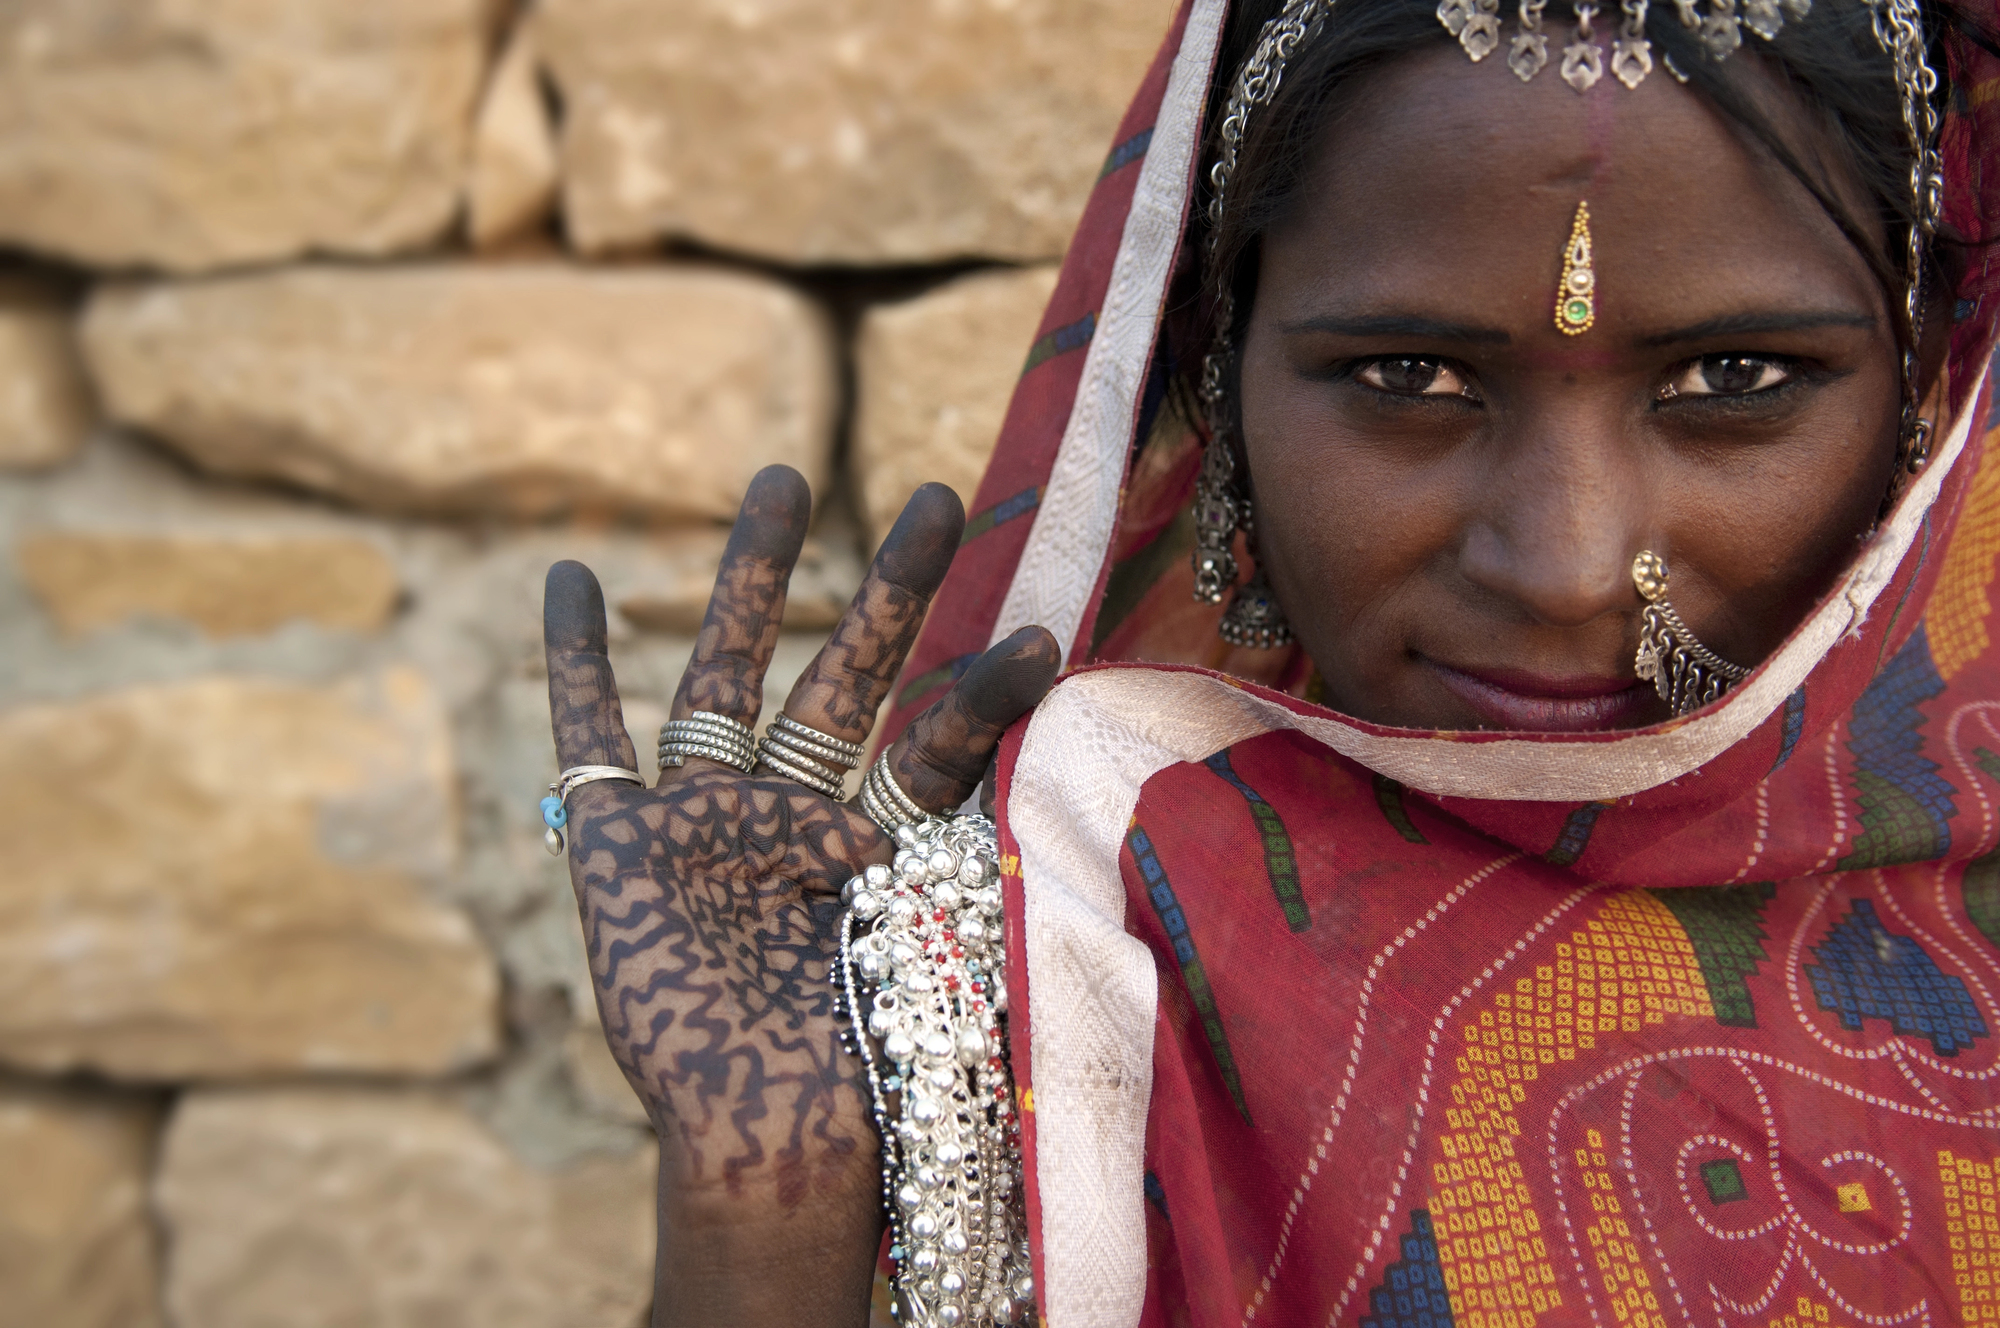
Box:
[891,625,1061,812]
[674,467,811,725]
[784,483,965,739]
[546,561,640,771]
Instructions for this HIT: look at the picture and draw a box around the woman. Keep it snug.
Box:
[542,0,2000,1321]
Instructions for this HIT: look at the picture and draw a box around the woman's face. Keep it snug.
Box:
[1238,43,1903,732]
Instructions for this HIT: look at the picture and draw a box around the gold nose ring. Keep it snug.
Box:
[1632,551,1750,715]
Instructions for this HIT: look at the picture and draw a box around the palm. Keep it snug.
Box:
[570,772,880,1205]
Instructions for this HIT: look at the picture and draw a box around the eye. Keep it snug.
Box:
[1663,354,1796,398]
[1356,356,1475,398]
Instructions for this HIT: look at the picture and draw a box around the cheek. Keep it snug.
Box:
[1238,363,1466,633]
[1669,400,1897,617]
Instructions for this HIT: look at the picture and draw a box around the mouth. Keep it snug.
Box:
[1425,659,1654,733]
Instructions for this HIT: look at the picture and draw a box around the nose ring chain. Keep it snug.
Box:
[1632,551,1750,716]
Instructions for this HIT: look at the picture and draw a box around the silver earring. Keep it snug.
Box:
[1632,551,1749,715]
[1189,433,1295,651]
[1218,556,1295,650]
[1191,429,1242,604]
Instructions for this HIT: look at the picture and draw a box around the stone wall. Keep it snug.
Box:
[0,1,1174,1322]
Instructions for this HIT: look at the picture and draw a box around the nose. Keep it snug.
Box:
[1456,408,1646,628]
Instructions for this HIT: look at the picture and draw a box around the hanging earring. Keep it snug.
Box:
[1632,551,1749,715]
[1218,530,1295,650]
[1192,430,1242,605]
[1190,435,1295,650]
[1191,342,1292,650]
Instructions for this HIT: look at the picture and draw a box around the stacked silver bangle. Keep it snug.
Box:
[657,710,757,773]
[861,755,928,834]
[836,814,1033,1326]
[755,713,865,799]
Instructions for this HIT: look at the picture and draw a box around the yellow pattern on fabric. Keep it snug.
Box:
[1835,1181,1871,1213]
[1924,430,2000,681]
[1941,1149,2000,1322]
[1576,1127,1665,1328]
[1768,1294,1852,1327]
[1431,892,1710,1326]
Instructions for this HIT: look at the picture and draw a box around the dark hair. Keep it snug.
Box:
[1186,0,1952,379]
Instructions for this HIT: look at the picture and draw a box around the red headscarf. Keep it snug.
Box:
[885,2,2000,1323]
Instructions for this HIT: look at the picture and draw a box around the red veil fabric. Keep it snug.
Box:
[880,3,2000,1325]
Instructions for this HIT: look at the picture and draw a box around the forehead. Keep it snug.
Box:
[1262,42,1884,326]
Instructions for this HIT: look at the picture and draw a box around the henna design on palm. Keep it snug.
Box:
[544,466,1059,1326]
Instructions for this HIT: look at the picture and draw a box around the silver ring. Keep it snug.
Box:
[761,725,860,772]
[658,739,756,773]
[859,757,927,834]
[756,735,846,785]
[687,710,755,740]
[552,765,647,802]
[769,713,865,765]
[658,711,757,773]
[756,745,846,799]
[660,714,757,752]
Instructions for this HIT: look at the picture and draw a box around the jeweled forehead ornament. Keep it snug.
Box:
[1438,0,1813,91]
[1555,201,1596,335]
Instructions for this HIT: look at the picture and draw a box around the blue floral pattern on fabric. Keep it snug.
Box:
[1806,898,1988,1056]
[1361,1210,1456,1328]
[1839,627,1958,869]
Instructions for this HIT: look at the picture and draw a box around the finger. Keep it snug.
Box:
[672,465,812,727]
[545,559,641,775]
[779,483,965,747]
[884,625,1060,813]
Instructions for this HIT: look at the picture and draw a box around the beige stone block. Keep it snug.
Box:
[468,25,560,249]
[0,670,500,1080]
[535,0,1174,263]
[0,281,92,471]
[16,532,400,638]
[158,1088,655,1328]
[0,2,493,273]
[854,266,1058,542]
[0,1082,162,1328]
[613,528,857,635]
[82,263,837,521]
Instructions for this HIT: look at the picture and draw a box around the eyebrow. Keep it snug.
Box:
[1639,310,1878,345]
[1279,314,1512,344]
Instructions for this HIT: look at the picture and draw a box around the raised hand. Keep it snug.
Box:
[544,465,1059,1327]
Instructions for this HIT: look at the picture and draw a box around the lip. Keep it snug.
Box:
[1426,659,1654,732]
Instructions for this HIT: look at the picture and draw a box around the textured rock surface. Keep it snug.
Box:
[0,669,499,1079]
[0,1081,162,1328]
[81,264,838,520]
[564,1018,650,1127]
[0,1,493,272]
[467,25,559,248]
[17,532,400,638]
[854,266,1057,540]
[0,279,93,471]
[535,0,1173,263]
[158,1088,656,1328]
